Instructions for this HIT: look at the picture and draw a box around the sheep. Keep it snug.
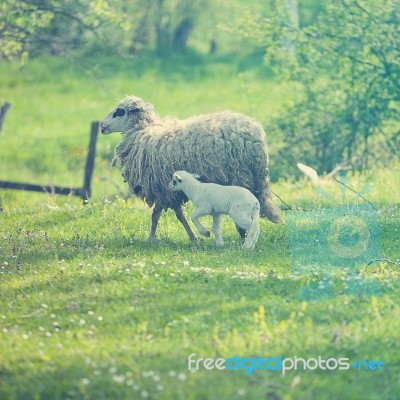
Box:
[169,171,260,249]
[100,95,280,242]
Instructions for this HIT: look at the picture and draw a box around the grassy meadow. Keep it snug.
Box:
[0,54,400,399]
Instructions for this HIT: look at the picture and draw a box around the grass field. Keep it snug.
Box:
[0,54,399,399]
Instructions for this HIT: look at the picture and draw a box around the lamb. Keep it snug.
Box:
[169,171,260,249]
[100,95,280,242]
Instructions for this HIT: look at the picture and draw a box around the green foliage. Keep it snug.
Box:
[0,1,52,61]
[1,0,238,60]
[258,0,400,177]
[0,0,130,60]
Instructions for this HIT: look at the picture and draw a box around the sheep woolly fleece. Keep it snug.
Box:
[108,96,280,223]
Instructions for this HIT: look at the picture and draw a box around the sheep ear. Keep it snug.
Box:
[128,107,141,115]
[192,174,201,180]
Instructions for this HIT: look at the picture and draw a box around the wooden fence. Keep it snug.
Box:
[0,121,99,208]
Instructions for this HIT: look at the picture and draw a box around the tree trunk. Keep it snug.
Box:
[172,18,193,49]
[155,0,170,52]
[209,38,217,54]
[130,9,152,53]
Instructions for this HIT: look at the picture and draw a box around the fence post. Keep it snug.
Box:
[0,102,11,134]
[82,121,99,201]
[0,102,11,210]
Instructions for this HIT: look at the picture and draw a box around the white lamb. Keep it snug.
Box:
[169,171,261,249]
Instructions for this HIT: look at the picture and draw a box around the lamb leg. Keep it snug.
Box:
[191,208,211,237]
[212,214,224,247]
[235,224,247,243]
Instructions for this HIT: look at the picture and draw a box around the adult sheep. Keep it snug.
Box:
[100,95,280,242]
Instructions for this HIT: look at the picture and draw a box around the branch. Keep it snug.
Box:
[326,164,352,179]
[368,258,400,267]
[271,189,293,210]
[24,5,102,32]
[333,175,377,210]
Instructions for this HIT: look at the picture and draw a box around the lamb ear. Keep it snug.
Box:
[174,173,182,182]
[192,173,201,180]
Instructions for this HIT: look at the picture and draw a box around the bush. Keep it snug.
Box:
[255,0,400,177]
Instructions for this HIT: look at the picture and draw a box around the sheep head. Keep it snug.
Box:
[100,96,156,135]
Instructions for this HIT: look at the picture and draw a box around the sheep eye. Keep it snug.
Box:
[112,108,126,118]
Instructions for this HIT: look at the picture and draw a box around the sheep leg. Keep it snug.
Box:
[191,208,211,237]
[212,214,224,247]
[174,206,197,242]
[148,204,163,242]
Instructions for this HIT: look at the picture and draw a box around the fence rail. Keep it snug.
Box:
[0,121,99,206]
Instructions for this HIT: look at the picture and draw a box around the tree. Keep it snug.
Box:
[252,0,400,178]
[0,0,130,60]
[130,0,208,53]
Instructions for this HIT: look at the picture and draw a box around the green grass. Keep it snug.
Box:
[0,192,399,400]
[0,54,400,399]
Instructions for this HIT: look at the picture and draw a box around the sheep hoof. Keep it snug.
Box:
[189,235,199,242]
[203,231,211,237]
[147,236,158,244]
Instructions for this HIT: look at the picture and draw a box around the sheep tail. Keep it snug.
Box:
[258,188,281,224]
